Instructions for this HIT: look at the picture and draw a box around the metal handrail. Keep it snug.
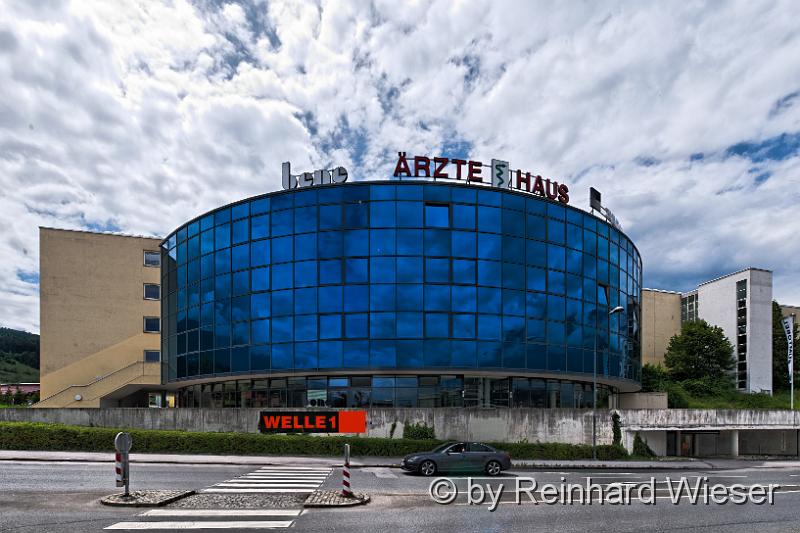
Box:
[37,360,158,404]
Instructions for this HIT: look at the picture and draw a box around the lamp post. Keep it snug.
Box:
[593,305,625,460]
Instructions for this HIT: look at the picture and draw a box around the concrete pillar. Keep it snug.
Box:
[730,430,739,457]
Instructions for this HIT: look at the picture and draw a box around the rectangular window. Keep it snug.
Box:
[144,284,160,300]
[144,316,160,333]
[424,203,450,228]
[144,350,161,363]
[144,251,161,267]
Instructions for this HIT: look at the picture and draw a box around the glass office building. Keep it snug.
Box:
[161,181,642,408]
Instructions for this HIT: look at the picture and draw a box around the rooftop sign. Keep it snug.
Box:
[393,152,570,204]
[282,161,348,190]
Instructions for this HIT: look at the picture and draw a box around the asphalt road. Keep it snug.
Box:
[2,459,800,532]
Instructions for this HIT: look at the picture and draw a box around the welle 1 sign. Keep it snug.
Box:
[393,152,570,204]
[258,411,367,434]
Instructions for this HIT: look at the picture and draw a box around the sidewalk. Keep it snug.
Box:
[4,450,794,470]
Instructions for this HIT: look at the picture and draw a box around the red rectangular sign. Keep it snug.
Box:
[258,411,367,433]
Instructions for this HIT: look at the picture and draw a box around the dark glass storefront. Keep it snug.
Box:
[161,180,641,407]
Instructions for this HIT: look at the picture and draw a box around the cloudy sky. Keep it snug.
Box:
[1,0,799,333]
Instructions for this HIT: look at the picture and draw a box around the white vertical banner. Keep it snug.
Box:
[491,159,510,189]
[783,315,794,386]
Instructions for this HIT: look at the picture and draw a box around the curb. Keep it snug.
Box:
[304,490,371,508]
[100,490,195,507]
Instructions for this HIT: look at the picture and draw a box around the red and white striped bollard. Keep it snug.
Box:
[342,443,353,498]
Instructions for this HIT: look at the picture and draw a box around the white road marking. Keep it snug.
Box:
[105,520,293,529]
[201,488,314,493]
[213,483,321,488]
[140,510,302,517]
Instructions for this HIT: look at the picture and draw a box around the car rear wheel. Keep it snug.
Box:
[419,460,437,476]
[485,460,502,476]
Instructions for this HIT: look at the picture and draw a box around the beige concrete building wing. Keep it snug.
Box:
[640,289,681,367]
[37,228,163,407]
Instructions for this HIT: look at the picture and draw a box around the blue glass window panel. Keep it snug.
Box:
[566,249,582,275]
[425,258,450,283]
[272,316,293,343]
[526,292,546,318]
[477,206,501,230]
[250,240,270,267]
[597,283,609,306]
[319,314,342,340]
[370,201,395,227]
[343,339,369,367]
[272,263,293,290]
[502,209,524,236]
[201,278,214,303]
[526,214,546,240]
[397,229,423,255]
[200,327,214,351]
[370,284,396,311]
[294,206,317,233]
[231,346,249,372]
[294,261,317,288]
[423,185,450,202]
[425,313,449,337]
[583,229,597,255]
[201,253,214,280]
[271,343,293,369]
[451,187,477,203]
[294,189,318,207]
[527,318,546,342]
[250,345,270,371]
[343,186,370,202]
[294,234,316,261]
[344,203,368,228]
[365,259,395,287]
[188,236,200,259]
[272,196,292,211]
[397,312,423,338]
[294,287,317,314]
[396,257,423,283]
[370,312,396,338]
[201,229,214,256]
[597,221,609,237]
[214,321,230,348]
[478,314,501,340]
[453,314,476,339]
[214,348,230,373]
[318,341,342,368]
[371,185,395,200]
[233,322,249,346]
[214,208,231,225]
[598,236,609,260]
[251,292,271,319]
[252,215,269,240]
[396,284,423,310]
[548,344,565,371]
[271,209,293,237]
[424,229,450,256]
[477,260,501,286]
[547,219,565,244]
[478,341,502,366]
[452,259,476,284]
[584,253,597,279]
[231,244,249,271]
[345,258,368,283]
[319,204,342,229]
[344,285,368,312]
[214,273,231,300]
[319,259,342,284]
[424,340,451,366]
[370,229,396,255]
[232,270,249,296]
[396,185,422,200]
[452,231,476,258]
[201,302,214,325]
[200,215,214,232]
[526,343,547,369]
[424,204,450,228]
[252,267,270,292]
[548,295,566,321]
[319,286,343,313]
[526,240,546,267]
[396,202,423,227]
[567,323,582,348]
[187,284,200,308]
[566,298,582,324]
[478,287,501,313]
[566,223,583,250]
[345,313,368,338]
[295,315,317,341]
[568,347,583,373]
[548,270,565,295]
[566,274,583,300]
[452,285,477,312]
[271,290,292,316]
[344,230,369,256]
[547,321,565,345]
[584,278,597,303]
[251,197,269,215]
[396,340,423,367]
[503,343,525,369]
[272,236,293,263]
[547,244,565,271]
[477,233,501,259]
[477,189,501,206]
[597,260,609,284]
[318,231,342,259]
[232,219,248,245]
[502,289,525,315]
[177,243,187,266]
[215,223,230,250]
[424,285,450,311]
[502,315,525,341]
[452,204,475,230]
[502,237,524,263]
[547,202,566,220]
[252,319,270,344]
[188,221,200,237]
[215,248,231,274]
[502,263,524,290]
[187,259,200,284]
[370,341,396,367]
[187,306,200,331]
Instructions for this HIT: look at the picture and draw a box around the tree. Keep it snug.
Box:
[664,320,734,382]
[640,363,669,392]
[773,301,799,391]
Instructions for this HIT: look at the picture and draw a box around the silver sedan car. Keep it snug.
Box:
[401,441,512,476]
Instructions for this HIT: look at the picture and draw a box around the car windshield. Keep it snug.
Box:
[431,442,456,453]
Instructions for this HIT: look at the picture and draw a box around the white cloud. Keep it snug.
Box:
[0,0,799,333]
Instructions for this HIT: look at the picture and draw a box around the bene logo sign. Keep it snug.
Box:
[258,411,367,434]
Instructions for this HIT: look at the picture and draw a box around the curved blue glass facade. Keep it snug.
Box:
[161,181,641,408]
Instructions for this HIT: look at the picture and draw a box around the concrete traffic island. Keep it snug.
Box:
[100,490,194,507]
[304,490,370,507]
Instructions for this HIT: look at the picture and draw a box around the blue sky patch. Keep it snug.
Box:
[725,131,800,163]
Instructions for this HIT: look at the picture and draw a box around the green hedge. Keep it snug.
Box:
[0,422,628,460]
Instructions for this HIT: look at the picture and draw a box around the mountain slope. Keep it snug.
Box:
[0,328,39,383]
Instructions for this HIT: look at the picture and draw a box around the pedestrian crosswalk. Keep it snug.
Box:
[202,465,332,494]
[104,465,332,530]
